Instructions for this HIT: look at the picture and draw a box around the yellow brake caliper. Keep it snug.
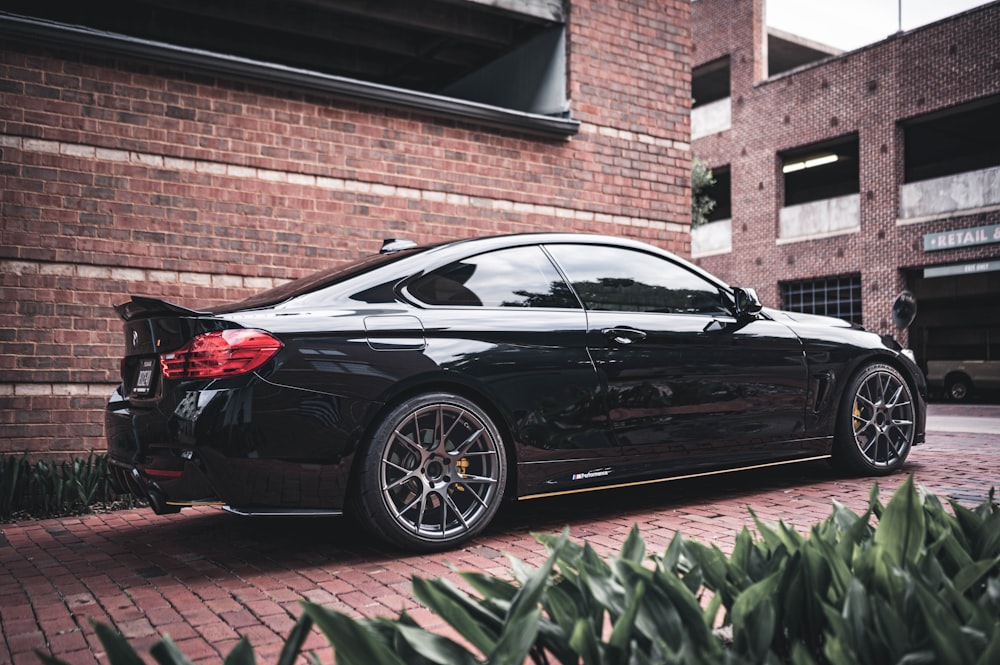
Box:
[454,457,469,491]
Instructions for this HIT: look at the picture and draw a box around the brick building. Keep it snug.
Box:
[0,1,692,460]
[691,0,1000,387]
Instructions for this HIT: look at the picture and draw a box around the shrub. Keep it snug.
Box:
[0,452,137,521]
[691,157,717,229]
[37,478,999,664]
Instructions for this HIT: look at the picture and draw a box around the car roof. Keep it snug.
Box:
[210,232,728,313]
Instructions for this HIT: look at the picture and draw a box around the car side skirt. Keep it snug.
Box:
[517,453,833,500]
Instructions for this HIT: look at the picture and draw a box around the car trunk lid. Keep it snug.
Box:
[114,297,221,398]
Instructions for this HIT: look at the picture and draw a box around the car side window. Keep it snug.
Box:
[408,246,580,308]
[545,244,730,315]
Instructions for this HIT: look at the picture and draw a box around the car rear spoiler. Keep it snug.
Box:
[113,296,208,322]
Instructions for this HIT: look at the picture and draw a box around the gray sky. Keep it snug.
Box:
[767,0,993,50]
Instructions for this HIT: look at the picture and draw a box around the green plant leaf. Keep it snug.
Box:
[655,564,719,652]
[277,614,313,665]
[834,501,874,563]
[485,529,564,664]
[806,525,851,600]
[569,618,602,665]
[789,640,820,665]
[580,565,626,620]
[926,513,975,572]
[978,509,1000,560]
[608,580,645,651]
[974,628,1000,665]
[301,603,406,665]
[411,576,500,655]
[394,622,479,665]
[948,500,981,552]
[912,580,976,665]
[506,529,563,623]
[221,638,255,665]
[91,622,149,665]
[619,525,646,565]
[868,481,885,520]
[545,584,581,631]
[734,596,776,662]
[874,476,925,567]
[750,510,785,554]
[680,539,730,596]
[488,606,542,665]
[633,578,685,652]
[729,526,753,574]
[460,571,519,603]
[731,568,782,627]
[954,554,1000,595]
[149,636,196,665]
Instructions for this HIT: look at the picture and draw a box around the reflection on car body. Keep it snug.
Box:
[106,233,927,550]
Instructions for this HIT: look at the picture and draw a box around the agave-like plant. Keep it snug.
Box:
[36,479,1000,665]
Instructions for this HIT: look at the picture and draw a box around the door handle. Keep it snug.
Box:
[602,327,647,345]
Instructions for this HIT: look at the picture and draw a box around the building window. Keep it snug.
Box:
[705,165,732,223]
[903,95,1000,183]
[780,274,862,324]
[780,135,859,207]
[693,57,730,108]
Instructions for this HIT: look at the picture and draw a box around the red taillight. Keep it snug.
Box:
[160,330,283,379]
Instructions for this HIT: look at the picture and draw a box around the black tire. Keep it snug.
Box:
[833,363,916,476]
[354,392,508,551]
[945,375,972,402]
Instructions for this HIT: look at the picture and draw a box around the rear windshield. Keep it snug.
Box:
[208,248,427,313]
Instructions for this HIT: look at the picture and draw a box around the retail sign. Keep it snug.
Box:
[924,260,1000,279]
[923,223,1000,251]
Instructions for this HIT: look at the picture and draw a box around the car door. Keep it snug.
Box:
[544,243,813,469]
[402,245,617,467]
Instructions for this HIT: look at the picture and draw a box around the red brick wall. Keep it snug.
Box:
[692,0,1000,334]
[0,0,692,459]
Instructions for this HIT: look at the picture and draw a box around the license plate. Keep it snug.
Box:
[134,358,155,395]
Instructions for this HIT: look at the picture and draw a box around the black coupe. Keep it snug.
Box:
[106,233,926,550]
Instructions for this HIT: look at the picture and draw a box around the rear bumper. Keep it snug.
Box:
[104,384,358,512]
[106,382,226,512]
[105,392,222,512]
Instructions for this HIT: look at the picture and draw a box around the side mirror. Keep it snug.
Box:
[733,287,763,319]
[892,290,917,330]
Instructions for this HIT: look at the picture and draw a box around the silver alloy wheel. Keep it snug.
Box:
[378,401,503,541]
[849,367,915,468]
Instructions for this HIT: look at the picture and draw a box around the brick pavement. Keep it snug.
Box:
[2,406,998,664]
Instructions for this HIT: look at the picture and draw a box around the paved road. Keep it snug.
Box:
[926,402,1000,434]
[2,405,997,664]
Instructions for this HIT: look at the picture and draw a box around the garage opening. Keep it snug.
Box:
[693,57,730,108]
[903,96,1000,183]
[899,96,1000,221]
[778,135,860,241]
[781,135,859,207]
[2,0,571,121]
[907,267,1000,401]
[692,57,731,139]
